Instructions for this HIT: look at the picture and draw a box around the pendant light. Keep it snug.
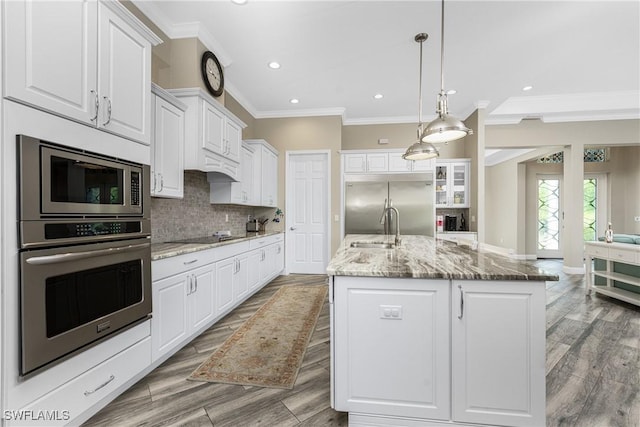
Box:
[421,0,473,144]
[403,33,439,161]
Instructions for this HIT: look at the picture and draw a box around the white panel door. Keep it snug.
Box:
[4,0,98,123]
[97,2,150,144]
[286,152,329,274]
[452,280,546,427]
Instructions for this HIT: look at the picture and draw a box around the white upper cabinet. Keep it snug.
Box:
[343,152,388,173]
[435,160,470,208]
[151,84,187,199]
[245,139,279,207]
[343,150,435,174]
[169,88,246,180]
[209,143,254,205]
[4,0,160,145]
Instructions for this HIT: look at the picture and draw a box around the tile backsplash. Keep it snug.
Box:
[151,171,254,242]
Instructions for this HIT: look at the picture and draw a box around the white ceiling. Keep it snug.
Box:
[133,0,640,126]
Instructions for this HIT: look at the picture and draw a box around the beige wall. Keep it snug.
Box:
[342,123,466,158]
[486,119,640,148]
[486,145,640,257]
[253,116,343,254]
[463,110,483,234]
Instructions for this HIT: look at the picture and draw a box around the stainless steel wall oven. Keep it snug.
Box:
[17,135,152,376]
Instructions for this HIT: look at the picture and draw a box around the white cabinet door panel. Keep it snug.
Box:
[203,102,225,154]
[97,3,150,144]
[334,277,450,420]
[152,274,188,362]
[452,280,546,427]
[152,94,184,198]
[388,152,412,172]
[5,0,98,123]
[216,258,235,315]
[190,266,216,332]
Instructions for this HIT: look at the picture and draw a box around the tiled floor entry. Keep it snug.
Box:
[85,260,639,427]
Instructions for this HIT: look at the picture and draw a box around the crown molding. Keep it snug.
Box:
[253,107,346,120]
[131,1,231,66]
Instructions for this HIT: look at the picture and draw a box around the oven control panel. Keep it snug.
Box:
[45,221,143,239]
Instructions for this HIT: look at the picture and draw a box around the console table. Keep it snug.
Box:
[585,241,640,306]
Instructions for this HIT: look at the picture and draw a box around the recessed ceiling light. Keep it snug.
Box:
[522,85,533,91]
[289,98,299,104]
[374,93,383,99]
[446,89,457,95]
[268,61,281,69]
[231,0,248,5]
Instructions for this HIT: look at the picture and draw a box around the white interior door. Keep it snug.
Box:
[286,151,330,274]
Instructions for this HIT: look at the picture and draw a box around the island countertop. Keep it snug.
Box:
[327,234,559,281]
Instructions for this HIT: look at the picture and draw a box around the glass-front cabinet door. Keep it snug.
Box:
[435,161,469,208]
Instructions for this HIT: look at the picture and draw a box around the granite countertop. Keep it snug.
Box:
[151,231,282,261]
[327,234,559,281]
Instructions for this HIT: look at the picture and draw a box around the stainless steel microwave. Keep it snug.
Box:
[17,135,149,220]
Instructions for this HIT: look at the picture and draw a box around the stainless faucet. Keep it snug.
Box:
[379,199,401,246]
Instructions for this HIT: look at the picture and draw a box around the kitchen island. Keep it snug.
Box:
[327,234,558,427]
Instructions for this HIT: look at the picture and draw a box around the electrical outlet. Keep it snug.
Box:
[635,216,640,222]
[225,214,229,222]
[379,305,402,320]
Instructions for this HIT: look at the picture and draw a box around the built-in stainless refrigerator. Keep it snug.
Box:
[344,173,434,237]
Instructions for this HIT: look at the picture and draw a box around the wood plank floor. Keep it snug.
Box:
[84,260,640,427]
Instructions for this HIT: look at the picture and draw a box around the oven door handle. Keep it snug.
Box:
[25,243,150,265]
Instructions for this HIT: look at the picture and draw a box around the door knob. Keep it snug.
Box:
[290,227,296,231]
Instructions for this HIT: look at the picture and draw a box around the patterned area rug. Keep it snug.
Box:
[188,284,328,389]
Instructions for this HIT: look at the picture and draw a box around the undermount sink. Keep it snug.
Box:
[350,242,396,249]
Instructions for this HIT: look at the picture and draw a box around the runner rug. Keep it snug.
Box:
[188,284,328,389]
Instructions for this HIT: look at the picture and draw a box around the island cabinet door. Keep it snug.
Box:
[451,280,546,427]
[333,276,451,421]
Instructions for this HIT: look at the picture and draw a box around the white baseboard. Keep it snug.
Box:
[479,242,536,260]
[562,265,585,275]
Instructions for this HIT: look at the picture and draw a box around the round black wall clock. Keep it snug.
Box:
[201,51,224,97]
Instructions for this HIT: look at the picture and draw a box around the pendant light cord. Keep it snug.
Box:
[439,0,445,95]
[418,36,424,129]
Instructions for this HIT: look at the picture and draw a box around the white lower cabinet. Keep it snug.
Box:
[332,276,546,427]
[333,277,451,420]
[21,337,151,426]
[250,234,285,282]
[451,280,546,427]
[152,262,216,362]
[248,249,262,291]
[152,235,284,364]
[215,257,235,315]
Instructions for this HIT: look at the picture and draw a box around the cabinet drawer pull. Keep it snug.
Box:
[84,374,115,396]
[183,259,198,265]
[457,285,464,320]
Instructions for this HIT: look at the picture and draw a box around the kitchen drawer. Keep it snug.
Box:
[249,233,284,249]
[609,247,637,264]
[585,244,609,258]
[153,250,217,280]
[21,337,151,426]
